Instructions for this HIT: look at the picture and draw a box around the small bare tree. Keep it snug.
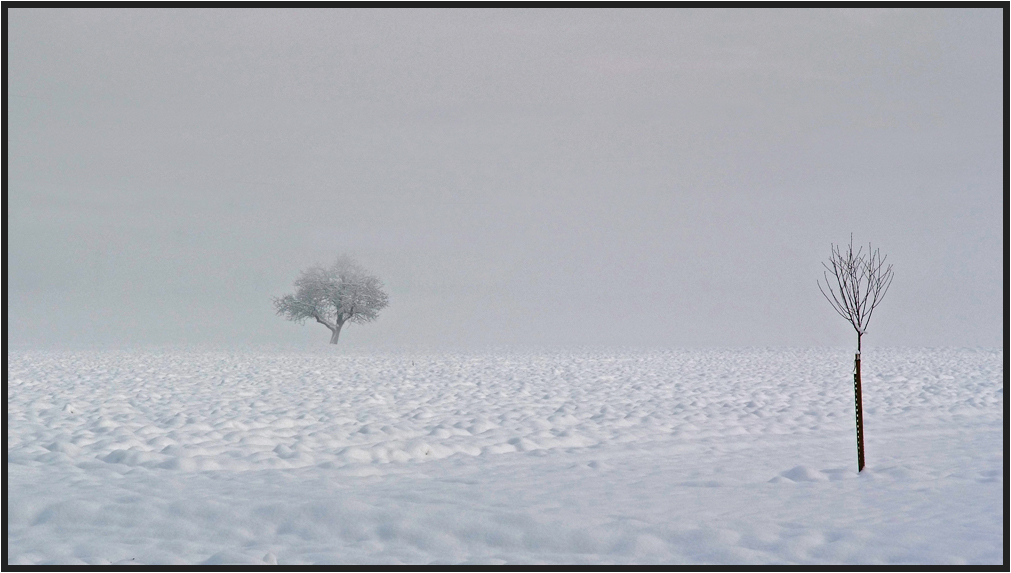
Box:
[274,255,389,345]
[818,235,894,472]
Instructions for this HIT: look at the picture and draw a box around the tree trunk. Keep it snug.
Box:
[853,348,866,472]
[329,323,343,345]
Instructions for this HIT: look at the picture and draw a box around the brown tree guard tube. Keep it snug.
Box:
[854,353,865,472]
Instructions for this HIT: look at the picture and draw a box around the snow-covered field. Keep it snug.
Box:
[6,347,1003,565]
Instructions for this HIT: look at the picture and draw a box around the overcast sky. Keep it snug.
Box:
[7,8,1004,349]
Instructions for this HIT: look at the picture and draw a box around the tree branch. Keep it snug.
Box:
[819,236,893,340]
[313,313,336,332]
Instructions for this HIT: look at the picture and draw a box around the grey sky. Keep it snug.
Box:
[7,8,1004,349]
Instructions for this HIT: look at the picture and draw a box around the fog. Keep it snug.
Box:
[6,8,1003,349]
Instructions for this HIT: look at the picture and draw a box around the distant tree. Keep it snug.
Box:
[818,235,894,472]
[274,255,389,345]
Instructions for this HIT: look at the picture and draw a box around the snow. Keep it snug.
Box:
[6,347,1003,565]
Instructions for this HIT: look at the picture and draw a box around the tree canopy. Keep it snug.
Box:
[274,255,389,344]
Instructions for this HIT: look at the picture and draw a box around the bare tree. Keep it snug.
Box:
[818,235,894,472]
[274,255,390,345]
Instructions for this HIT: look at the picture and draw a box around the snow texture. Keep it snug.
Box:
[6,347,1003,565]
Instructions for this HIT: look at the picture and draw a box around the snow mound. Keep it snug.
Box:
[777,465,829,482]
